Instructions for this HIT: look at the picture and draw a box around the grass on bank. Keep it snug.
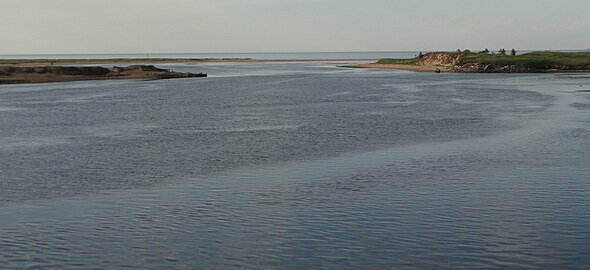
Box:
[459,51,590,70]
[376,58,419,65]
[377,51,590,70]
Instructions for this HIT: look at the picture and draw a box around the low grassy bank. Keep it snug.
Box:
[373,51,590,73]
[376,58,418,65]
[0,65,207,84]
[458,51,590,70]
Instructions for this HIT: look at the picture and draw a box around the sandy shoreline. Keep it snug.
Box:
[341,63,444,72]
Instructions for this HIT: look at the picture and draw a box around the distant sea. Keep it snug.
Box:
[0,51,425,60]
[1,50,588,60]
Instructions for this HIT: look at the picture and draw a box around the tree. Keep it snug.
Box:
[499,48,507,55]
[511,49,517,56]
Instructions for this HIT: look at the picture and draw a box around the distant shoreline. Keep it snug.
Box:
[345,51,590,73]
[0,65,206,85]
[0,58,377,67]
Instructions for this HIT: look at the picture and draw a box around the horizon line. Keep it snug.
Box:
[2,48,590,56]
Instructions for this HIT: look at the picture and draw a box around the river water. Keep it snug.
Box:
[1,61,589,269]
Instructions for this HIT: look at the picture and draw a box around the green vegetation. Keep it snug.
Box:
[376,58,418,65]
[0,65,207,85]
[459,51,590,70]
[376,51,590,71]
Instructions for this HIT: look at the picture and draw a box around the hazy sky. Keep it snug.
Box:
[2,0,590,54]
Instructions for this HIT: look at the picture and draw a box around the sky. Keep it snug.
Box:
[1,0,590,54]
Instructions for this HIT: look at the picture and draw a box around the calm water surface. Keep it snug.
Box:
[1,62,590,269]
[0,51,419,60]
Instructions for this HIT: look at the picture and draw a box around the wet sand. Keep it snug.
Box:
[341,63,444,72]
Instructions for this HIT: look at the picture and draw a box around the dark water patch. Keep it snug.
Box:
[570,102,590,110]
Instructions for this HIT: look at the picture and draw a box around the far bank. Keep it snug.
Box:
[346,51,590,73]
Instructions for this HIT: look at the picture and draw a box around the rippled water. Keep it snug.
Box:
[1,62,590,269]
